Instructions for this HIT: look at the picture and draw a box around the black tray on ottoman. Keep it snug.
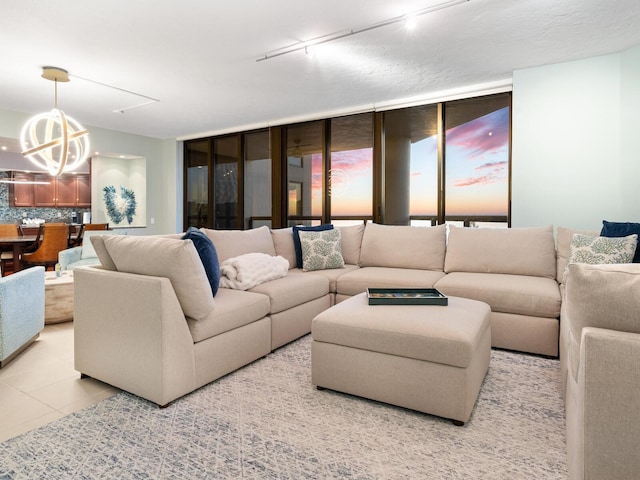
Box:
[366,288,448,306]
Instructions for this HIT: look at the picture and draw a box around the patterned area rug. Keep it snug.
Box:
[0,335,567,479]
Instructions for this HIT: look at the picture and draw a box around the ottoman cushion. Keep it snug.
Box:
[312,293,490,368]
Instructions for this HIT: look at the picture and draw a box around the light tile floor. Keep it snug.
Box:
[0,322,119,442]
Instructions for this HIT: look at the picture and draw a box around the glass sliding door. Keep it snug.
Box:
[384,105,438,226]
[213,136,239,229]
[184,140,210,228]
[444,93,510,227]
[244,130,271,229]
[286,121,323,227]
[330,113,373,226]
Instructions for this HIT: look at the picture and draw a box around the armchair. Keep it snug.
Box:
[0,266,45,367]
[563,263,640,479]
[58,230,118,270]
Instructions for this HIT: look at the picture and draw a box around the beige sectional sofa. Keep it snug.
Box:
[75,223,563,407]
[561,263,640,480]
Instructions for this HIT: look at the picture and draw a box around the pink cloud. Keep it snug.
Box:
[446,107,509,159]
[453,175,499,187]
[475,160,508,171]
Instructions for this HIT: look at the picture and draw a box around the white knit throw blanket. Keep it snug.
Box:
[219,253,289,290]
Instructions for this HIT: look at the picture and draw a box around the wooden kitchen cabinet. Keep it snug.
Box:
[9,172,91,207]
[9,171,36,207]
[75,174,91,207]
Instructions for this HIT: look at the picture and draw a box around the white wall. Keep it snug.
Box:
[512,45,640,230]
[620,45,640,211]
[512,53,623,230]
[0,108,179,234]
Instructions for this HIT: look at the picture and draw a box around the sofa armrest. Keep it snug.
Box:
[73,266,196,406]
[566,327,640,480]
[58,247,82,270]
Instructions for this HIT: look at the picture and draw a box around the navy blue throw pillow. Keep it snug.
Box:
[292,224,334,268]
[601,220,640,263]
[182,226,221,296]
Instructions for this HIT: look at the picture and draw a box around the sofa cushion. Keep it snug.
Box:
[556,226,600,284]
[564,263,640,380]
[359,223,446,271]
[600,220,640,263]
[101,235,214,321]
[271,227,296,269]
[201,226,275,263]
[90,236,117,270]
[186,288,270,343]
[292,224,333,268]
[338,224,364,265]
[565,233,637,281]
[299,228,345,272]
[298,264,359,293]
[183,226,221,296]
[249,272,329,314]
[445,225,556,279]
[435,272,561,318]
[336,267,447,297]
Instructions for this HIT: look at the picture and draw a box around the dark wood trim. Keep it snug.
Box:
[437,102,445,225]
[373,112,384,224]
[270,126,286,228]
[322,119,331,225]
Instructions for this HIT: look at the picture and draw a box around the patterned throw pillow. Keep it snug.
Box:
[292,224,334,268]
[298,228,345,272]
[564,233,638,281]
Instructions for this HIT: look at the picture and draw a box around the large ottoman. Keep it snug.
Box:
[311,293,491,425]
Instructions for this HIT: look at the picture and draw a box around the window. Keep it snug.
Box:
[184,140,209,228]
[184,93,511,231]
[444,94,510,227]
[330,113,373,226]
[384,105,438,226]
[213,136,239,229]
[244,130,271,229]
[286,121,323,227]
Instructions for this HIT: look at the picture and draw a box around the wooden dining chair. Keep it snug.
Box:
[75,223,109,246]
[68,224,84,247]
[20,223,70,271]
[0,224,20,277]
[83,223,109,231]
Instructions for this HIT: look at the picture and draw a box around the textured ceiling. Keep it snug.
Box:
[0,0,639,141]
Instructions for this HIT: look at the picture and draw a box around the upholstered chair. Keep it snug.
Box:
[21,223,70,270]
[0,266,45,367]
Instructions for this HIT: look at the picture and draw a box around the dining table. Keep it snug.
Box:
[0,234,38,273]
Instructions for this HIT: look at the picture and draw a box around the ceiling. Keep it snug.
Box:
[1,0,639,142]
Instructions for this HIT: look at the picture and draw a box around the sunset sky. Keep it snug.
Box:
[308,106,510,217]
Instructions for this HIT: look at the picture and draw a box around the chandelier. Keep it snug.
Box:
[20,66,90,176]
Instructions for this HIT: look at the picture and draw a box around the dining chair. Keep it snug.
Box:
[83,223,109,231]
[68,224,84,248]
[20,223,70,271]
[0,224,20,277]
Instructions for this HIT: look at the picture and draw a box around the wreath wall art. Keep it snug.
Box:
[103,185,138,225]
